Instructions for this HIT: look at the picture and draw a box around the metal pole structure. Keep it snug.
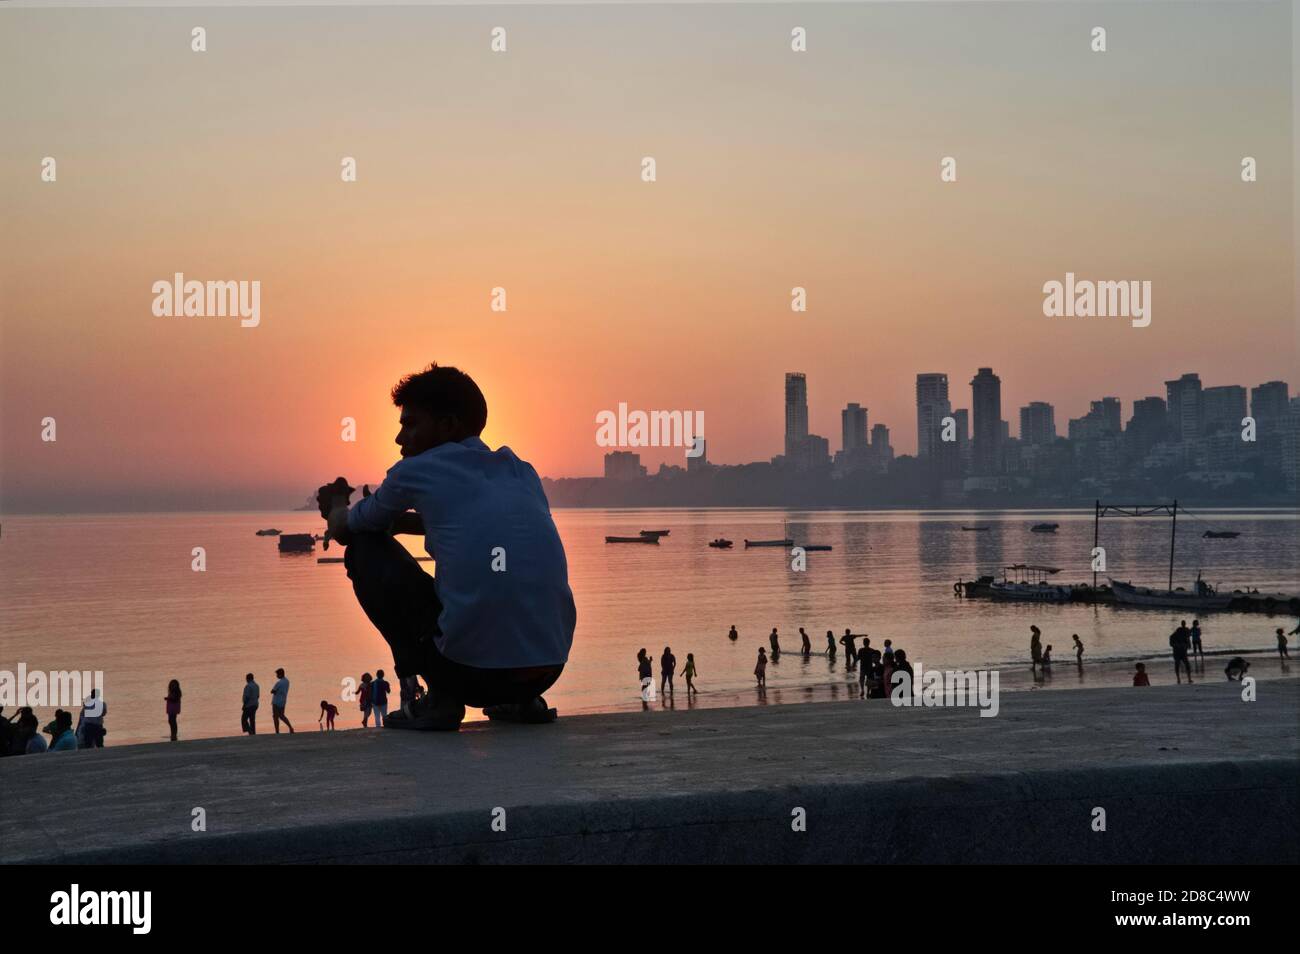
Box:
[1093,500,1100,588]
[1168,499,1177,591]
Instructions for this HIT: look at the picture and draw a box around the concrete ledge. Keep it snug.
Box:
[4,681,1297,864]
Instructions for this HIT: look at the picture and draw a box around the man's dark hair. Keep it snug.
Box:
[391,363,487,436]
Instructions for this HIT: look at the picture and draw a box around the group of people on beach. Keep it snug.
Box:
[0,689,109,756]
[637,648,699,700]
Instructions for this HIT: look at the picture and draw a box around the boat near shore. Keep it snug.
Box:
[989,564,1072,602]
[606,535,659,544]
[801,544,833,552]
[708,538,733,549]
[277,533,315,553]
[1030,523,1059,533]
[639,529,670,538]
[744,539,794,548]
[1108,576,1233,611]
[255,528,282,536]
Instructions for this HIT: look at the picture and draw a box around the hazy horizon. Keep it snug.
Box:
[2,2,1294,512]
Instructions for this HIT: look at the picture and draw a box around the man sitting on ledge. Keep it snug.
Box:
[320,363,576,731]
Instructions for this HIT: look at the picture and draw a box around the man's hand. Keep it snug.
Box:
[317,477,355,549]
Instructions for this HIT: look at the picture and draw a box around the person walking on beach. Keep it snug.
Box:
[754,647,768,688]
[1042,644,1053,669]
[728,625,738,642]
[370,669,391,727]
[637,648,654,701]
[357,672,373,726]
[769,628,781,656]
[165,680,182,742]
[1169,622,1193,684]
[319,700,339,730]
[241,673,259,735]
[683,653,699,695]
[1132,662,1150,686]
[1190,620,1204,660]
[1029,626,1043,674]
[319,363,575,731]
[800,627,811,657]
[1072,634,1084,665]
[825,630,837,660]
[271,668,295,733]
[1225,657,1250,681]
[1276,628,1291,659]
[660,646,677,697]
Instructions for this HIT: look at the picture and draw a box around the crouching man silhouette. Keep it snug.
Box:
[320,363,576,731]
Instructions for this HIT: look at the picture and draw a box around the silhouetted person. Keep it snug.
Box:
[1132,662,1150,686]
[728,625,738,642]
[799,627,811,657]
[358,672,373,726]
[825,631,837,659]
[319,700,338,730]
[15,710,44,754]
[165,680,182,742]
[683,653,699,695]
[1225,657,1250,681]
[77,689,106,748]
[1169,622,1193,684]
[840,629,859,669]
[882,639,894,665]
[660,646,676,696]
[637,648,654,701]
[241,673,259,735]
[891,649,914,701]
[370,669,391,727]
[48,709,77,751]
[1042,644,1053,669]
[754,647,768,688]
[1029,626,1043,674]
[769,628,781,656]
[1072,634,1084,665]
[1277,628,1291,659]
[271,668,295,733]
[322,364,575,729]
[1190,620,1204,660]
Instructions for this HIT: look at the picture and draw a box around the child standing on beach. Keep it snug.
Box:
[358,672,373,727]
[800,628,811,657]
[1072,634,1084,664]
[1042,644,1053,669]
[1276,628,1290,659]
[637,648,655,701]
[165,680,182,742]
[1133,663,1150,686]
[825,631,836,660]
[683,653,699,695]
[660,646,676,697]
[754,648,768,688]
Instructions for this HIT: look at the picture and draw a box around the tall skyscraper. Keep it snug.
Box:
[915,373,950,459]
[1165,373,1203,442]
[1251,381,1290,437]
[842,403,868,453]
[871,423,894,467]
[1202,385,1247,435]
[784,372,808,459]
[1019,402,1056,445]
[970,367,1002,473]
[1126,396,1168,449]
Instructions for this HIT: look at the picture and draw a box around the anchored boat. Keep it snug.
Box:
[1109,575,1233,611]
[1030,523,1059,533]
[989,564,1072,602]
[606,535,659,544]
[708,538,734,549]
[639,529,670,538]
[744,539,794,548]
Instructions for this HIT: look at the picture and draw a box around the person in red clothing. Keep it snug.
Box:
[1132,662,1150,687]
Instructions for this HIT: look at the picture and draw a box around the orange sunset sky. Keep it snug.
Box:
[1,2,1295,511]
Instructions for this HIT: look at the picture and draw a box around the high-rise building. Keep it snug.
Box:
[1126,396,1168,450]
[915,373,950,459]
[604,451,646,480]
[1019,402,1056,445]
[1202,385,1247,435]
[1165,373,1203,442]
[970,367,1002,473]
[784,372,808,459]
[841,403,868,453]
[1251,381,1290,437]
[871,423,894,469]
[1068,399,1122,442]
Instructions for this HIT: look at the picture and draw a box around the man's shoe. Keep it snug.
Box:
[483,696,558,725]
[384,692,465,731]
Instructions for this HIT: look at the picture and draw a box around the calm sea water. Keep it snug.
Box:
[2,508,1296,745]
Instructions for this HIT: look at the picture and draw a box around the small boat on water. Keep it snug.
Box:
[708,538,734,549]
[744,539,794,548]
[255,528,282,536]
[989,564,1072,602]
[639,529,670,538]
[961,526,990,532]
[1108,575,1233,611]
[606,535,659,544]
[801,545,833,552]
[278,533,315,553]
[1203,531,1240,539]
[1030,523,1059,533]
